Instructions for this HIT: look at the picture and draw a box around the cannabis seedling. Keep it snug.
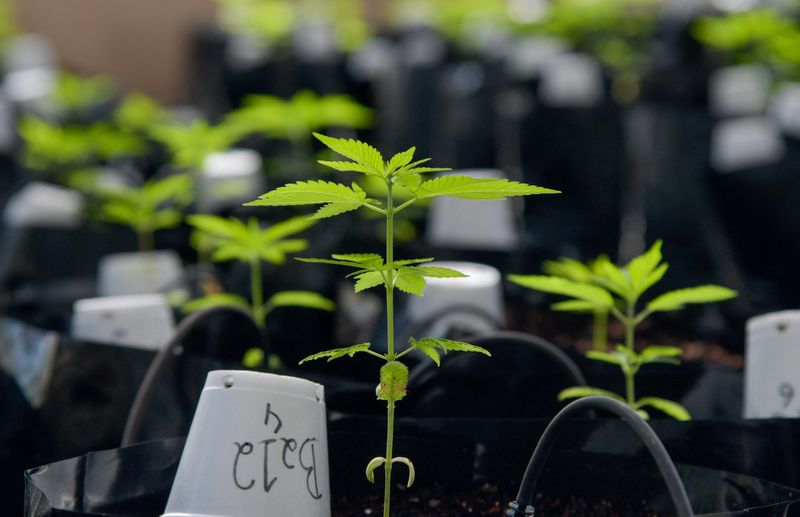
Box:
[509,240,737,420]
[542,256,611,351]
[150,119,244,170]
[98,174,192,252]
[185,214,335,328]
[246,132,558,516]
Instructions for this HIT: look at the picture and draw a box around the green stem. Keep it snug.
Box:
[383,182,395,517]
[625,301,635,351]
[624,366,636,406]
[137,227,154,253]
[383,401,395,517]
[250,257,265,329]
[592,309,608,351]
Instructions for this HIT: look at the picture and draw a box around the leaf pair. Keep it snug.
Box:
[586,344,682,372]
[299,253,466,296]
[183,290,335,316]
[188,214,314,265]
[98,174,193,233]
[245,133,560,219]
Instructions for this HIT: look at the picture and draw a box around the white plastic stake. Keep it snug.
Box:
[3,182,84,229]
[98,250,183,297]
[709,64,771,118]
[539,53,603,108]
[405,261,504,338]
[710,116,784,172]
[426,170,518,251]
[162,370,330,517]
[744,310,800,418]
[71,294,175,350]
[200,149,265,212]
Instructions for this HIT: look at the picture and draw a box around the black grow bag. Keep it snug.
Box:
[25,418,800,517]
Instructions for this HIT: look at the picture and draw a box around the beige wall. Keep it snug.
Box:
[11,0,217,104]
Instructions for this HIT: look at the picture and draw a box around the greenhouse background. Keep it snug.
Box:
[1,0,800,516]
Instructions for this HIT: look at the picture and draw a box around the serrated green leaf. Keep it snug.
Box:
[550,300,599,313]
[386,147,416,174]
[585,350,626,366]
[261,215,317,242]
[264,291,335,312]
[297,257,376,269]
[415,175,560,200]
[377,361,409,401]
[314,133,384,176]
[626,240,663,294]
[331,253,384,265]
[508,275,614,309]
[245,180,367,213]
[558,386,625,402]
[395,271,426,296]
[637,397,691,420]
[411,338,441,366]
[354,271,386,292]
[640,263,669,296]
[646,285,738,313]
[543,257,594,282]
[391,258,434,267]
[311,202,362,219]
[317,160,376,174]
[593,256,632,299]
[182,293,251,314]
[407,266,468,279]
[411,337,492,358]
[299,343,372,364]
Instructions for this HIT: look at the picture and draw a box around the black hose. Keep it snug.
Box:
[507,396,694,517]
[121,305,263,446]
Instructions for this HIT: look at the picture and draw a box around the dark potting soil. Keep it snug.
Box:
[505,302,743,369]
[332,482,657,516]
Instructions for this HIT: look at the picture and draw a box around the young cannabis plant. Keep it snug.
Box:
[542,256,610,351]
[509,240,737,420]
[98,174,192,252]
[150,118,244,170]
[185,214,335,329]
[245,132,559,517]
[53,72,117,114]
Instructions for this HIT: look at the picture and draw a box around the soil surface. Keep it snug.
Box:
[333,483,658,516]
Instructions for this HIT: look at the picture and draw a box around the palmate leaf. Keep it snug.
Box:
[508,275,615,309]
[415,175,560,200]
[409,337,491,366]
[593,256,632,300]
[245,180,368,219]
[543,257,595,283]
[264,290,335,313]
[394,271,426,295]
[386,147,416,174]
[557,386,625,402]
[314,132,384,176]
[646,285,738,313]
[636,397,691,420]
[299,343,372,364]
[182,293,251,314]
[354,271,386,292]
[626,240,670,298]
[405,266,467,279]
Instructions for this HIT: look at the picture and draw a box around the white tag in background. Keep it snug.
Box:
[505,36,567,82]
[162,371,331,517]
[71,294,176,351]
[745,310,800,419]
[709,64,771,118]
[199,149,265,212]
[426,170,519,251]
[710,116,785,172]
[98,250,184,297]
[538,52,604,108]
[0,318,59,408]
[3,182,85,229]
[770,82,800,139]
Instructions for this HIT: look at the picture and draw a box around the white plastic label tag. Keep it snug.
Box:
[163,370,330,517]
[745,310,800,418]
[709,64,771,118]
[770,82,800,138]
[711,116,784,172]
[71,294,176,350]
[539,53,603,107]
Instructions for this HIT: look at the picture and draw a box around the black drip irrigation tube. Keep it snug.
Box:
[121,305,263,447]
[506,396,694,517]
